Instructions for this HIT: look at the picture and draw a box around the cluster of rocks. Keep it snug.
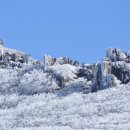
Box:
[77,64,93,80]
[0,39,129,93]
[44,55,94,90]
[107,48,130,83]
[44,54,80,67]
[0,40,29,68]
[0,54,23,68]
[91,48,130,92]
[43,48,130,93]
[106,48,130,62]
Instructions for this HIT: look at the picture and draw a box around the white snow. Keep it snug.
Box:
[0,45,25,56]
[0,84,130,130]
[0,46,130,130]
[0,65,60,95]
[48,64,78,81]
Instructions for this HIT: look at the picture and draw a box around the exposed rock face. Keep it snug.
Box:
[111,62,130,84]
[106,48,130,62]
[107,48,130,84]
[91,48,130,92]
[0,44,32,68]
[44,55,74,67]
[43,48,130,93]
[44,54,54,67]
[91,61,119,92]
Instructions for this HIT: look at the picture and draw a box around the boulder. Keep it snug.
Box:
[111,62,130,84]
[10,53,16,62]
[62,57,70,64]
[91,60,120,92]
[44,54,55,67]
[73,61,80,67]
[106,48,129,62]
[3,52,10,63]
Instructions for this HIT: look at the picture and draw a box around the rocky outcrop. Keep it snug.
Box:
[91,48,130,92]
[0,40,129,94]
[44,55,73,67]
[111,62,130,84]
[43,48,130,93]
[0,42,34,68]
[106,48,130,62]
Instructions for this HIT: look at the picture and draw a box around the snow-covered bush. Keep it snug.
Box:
[0,84,130,130]
[0,68,19,94]
[0,64,59,95]
[46,64,78,87]
[19,68,59,95]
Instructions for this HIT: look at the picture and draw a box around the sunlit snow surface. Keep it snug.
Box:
[0,84,130,130]
[0,47,130,130]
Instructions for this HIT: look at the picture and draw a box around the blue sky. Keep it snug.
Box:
[0,0,130,63]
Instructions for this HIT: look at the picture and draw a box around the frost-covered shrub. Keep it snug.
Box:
[46,64,78,87]
[57,78,91,96]
[0,84,130,130]
[0,63,90,95]
[19,69,59,95]
[0,68,20,94]
[0,65,59,95]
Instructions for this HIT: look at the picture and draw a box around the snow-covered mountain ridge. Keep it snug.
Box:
[0,41,130,95]
[0,40,130,130]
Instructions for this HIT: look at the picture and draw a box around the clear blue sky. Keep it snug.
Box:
[0,0,130,63]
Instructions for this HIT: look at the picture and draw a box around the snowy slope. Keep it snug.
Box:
[0,84,130,130]
[0,44,25,56]
[0,44,130,130]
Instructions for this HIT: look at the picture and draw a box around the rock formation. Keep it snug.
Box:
[0,40,130,94]
[0,42,31,68]
[91,48,130,92]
